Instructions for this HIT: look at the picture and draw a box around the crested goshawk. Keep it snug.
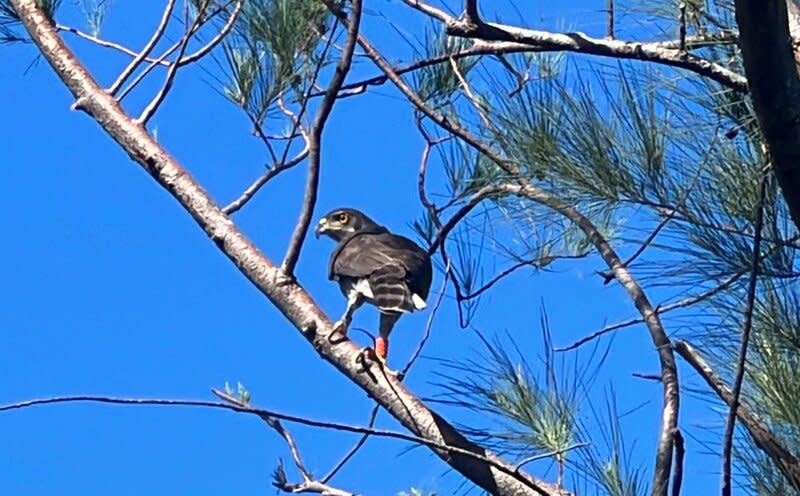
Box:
[315,208,433,364]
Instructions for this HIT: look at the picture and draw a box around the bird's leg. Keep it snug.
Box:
[356,312,401,378]
[330,291,363,342]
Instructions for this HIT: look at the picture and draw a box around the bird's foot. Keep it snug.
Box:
[354,346,401,379]
[328,319,350,344]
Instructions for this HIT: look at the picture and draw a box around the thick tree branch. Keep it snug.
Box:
[735,0,800,231]
[9,2,562,495]
[674,340,800,490]
[281,0,362,275]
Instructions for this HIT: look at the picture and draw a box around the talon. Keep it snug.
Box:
[328,319,350,344]
[354,346,400,378]
[332,319,349,335]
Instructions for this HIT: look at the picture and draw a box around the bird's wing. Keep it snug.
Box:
[331,232,433,312]
[331,232,406,279]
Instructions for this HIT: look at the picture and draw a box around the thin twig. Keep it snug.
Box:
[281,0,363,276]
[108,0,176,95]
[55,24,162,63]
[427,184,505,255]
[401,260,451,377]
[606,0,614,39]
[177,0,243,66]
[601,212,675,284]
[116,36,182,103]
[213,391,355,496]
[321,404,380,484]
[721,171,768,496]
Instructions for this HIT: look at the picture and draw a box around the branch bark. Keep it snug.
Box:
[9,1,564,494]
[735,0,800,232]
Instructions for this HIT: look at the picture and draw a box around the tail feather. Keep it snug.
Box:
[369,265,417,313]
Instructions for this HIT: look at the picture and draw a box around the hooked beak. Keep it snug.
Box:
[315,218,328,238]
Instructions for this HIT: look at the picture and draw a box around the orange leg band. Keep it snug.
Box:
[375,337,388,360]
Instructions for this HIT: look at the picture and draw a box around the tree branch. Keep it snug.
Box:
[399,0,747,93]
[9,1,562,494]
[674,340,800,490]
[735,0,800,232]
[721,171,768,496]
[281,0,362,276]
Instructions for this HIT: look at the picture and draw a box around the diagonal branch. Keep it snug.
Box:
[8,2,562,495]
[281,0,363,276]
[674,340,800,490]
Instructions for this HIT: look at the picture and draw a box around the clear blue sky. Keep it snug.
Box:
[1,1,724,494]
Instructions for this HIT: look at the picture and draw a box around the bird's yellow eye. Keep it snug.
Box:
[337,212,349,224]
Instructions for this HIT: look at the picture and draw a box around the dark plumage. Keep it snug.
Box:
[315,208,433,364]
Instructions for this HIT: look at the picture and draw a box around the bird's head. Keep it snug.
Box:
[315,208,383,241]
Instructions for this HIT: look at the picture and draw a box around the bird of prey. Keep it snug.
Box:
[315,208,433,366]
